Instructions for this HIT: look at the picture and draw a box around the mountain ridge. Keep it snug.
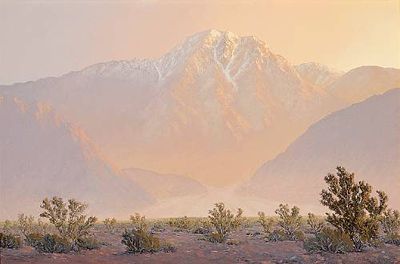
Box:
[1,29,399,186]
[238,88,400,210]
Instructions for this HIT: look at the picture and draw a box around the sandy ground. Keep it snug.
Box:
[1,227,400,264]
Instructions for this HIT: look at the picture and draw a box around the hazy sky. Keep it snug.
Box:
[0,0,399,85]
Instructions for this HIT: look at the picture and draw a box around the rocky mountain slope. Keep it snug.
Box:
[239,89,400,210]
[0,95,154,219]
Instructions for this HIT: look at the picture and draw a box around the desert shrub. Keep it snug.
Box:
[77,236,101,250]
[160,241,177,253]
[25,232,43,247]
[257,212,274,238]
[269,229,285,242]
[1,220,16,234]
[306,213,324,235]
[192,219,212,234]
[0,232,22,249]
[39,196,98,251]
[168,216,194,231]
[17,214,36,239]
[122,228,161,253]
[29,233,71,253]
[130,213,148,230]
[380,209,400,245]
[207,202,243,243]
[37,219,52,234]
[320,166,388,251]
[104,218,117,233]
[275,204,304,241]
[304,227,353,253]
[123,213,174,254]
[151,221,166,233]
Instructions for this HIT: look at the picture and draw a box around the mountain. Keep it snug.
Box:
[295,62,342,88]
[239,89,400,211]
[328,66,400,103]
[122,168,207,200]
[0,95,154,219]
[1,30,398,186]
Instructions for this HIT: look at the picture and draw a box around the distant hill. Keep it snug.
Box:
[0,95,153,219]
[239,89,400,211]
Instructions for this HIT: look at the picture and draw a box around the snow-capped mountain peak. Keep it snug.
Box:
[79,30,272,83]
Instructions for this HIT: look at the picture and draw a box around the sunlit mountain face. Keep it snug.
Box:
[1,30,399,187]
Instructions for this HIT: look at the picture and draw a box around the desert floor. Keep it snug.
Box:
[2,225,400,264]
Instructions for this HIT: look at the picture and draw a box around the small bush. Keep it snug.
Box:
[17,214,36,239]
[0,232,22,249]
[39,197,97,251]
[104,218,117,233]
[275,204,304,241]
[268,229,284,242]
[122,228,161,253]
[30,234,71,253]
[151,221,166,233]
[306,213,324,235]
[304,227,354,253]
[168,216,192,231]
[25,232,44,247]
[192,219,212,235]
[380,209,400,245]
[160,241,176,253]
[122,213,174,254]
[1,220,16,234]
[130,213,148,230]
[257,212,274,237]
[77,236,101,250]
[207,202,243,243]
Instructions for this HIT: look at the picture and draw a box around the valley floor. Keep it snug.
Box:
[1,227,399,264]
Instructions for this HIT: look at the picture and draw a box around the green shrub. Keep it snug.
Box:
[39,196,98,251]
[77,236,101,250]
[122,213,174,254]
[25,232,43,247]
[306,213,324,235]
[192,219,212,235]
[304,227,354,253]
[1,220,16,234]
[0,232,22,249]
[380,209,400,245]
[122,228,161,253]
[275,204,304,241]
[320,166,388,251]
[17,214,35,239]
[168,216,192,231]
[160,241,176,253]
[151,221,166,233]
[130,213,148,230]
[103,218,117,233]
[29,233,71,253]
[268,229,284,242]
[257,212,274,236]
[207,202,243,243]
